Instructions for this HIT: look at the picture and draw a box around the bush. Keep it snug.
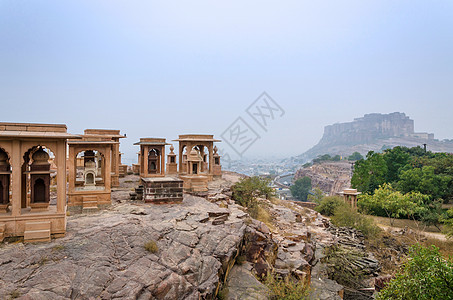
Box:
[378,244,453,300]
[315,196,346,216]
[231,176,274,208]
[331,205,381,238]
[144,240,158,253]
[264,272,309,300]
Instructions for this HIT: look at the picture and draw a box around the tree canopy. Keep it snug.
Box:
[290,176,312,201]
[352,146,453,202]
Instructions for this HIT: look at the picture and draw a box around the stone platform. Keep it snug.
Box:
[141,176,183,203]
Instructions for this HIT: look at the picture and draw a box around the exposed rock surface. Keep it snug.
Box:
[0,196,246,299]
[294,161,352,195]
[0,171,382,300]
[226,263,269,300]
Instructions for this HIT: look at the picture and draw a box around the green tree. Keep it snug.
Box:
[383,146,410,183]
[315,196,345,216]
[290,177,312,201]
[358,184,428,226]
[396,166,451,200]
[231,176,274,208]
[348,151,364,161]
[351,151,387,194]
[378,244,453,300]
[442,209,453,238]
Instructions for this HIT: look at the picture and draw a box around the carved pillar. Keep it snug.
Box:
[11,140,21,216]
[56,140,66,213]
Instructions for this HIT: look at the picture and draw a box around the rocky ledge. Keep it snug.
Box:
[0,196,247,299]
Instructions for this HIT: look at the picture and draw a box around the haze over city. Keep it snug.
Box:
[1,1,452,164]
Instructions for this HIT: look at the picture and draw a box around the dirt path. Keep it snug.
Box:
[377,224,448,242]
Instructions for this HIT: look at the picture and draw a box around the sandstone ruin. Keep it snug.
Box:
[0,122,80,242]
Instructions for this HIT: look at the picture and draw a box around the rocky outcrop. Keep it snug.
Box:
[320,112,414,146]
[292,112,453,163]
[0,172,385,300]
[294,161,352,195]
[226,263,269,300]
[0,196,247,299]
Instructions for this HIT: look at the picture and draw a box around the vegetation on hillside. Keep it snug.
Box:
[378,244,453,300]
[231,176,275,223]
[351,146,453,232]
[290,177,312,201]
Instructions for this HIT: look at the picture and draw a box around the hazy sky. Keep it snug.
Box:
[1,1,452,164]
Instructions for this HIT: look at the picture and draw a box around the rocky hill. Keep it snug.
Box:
[294,161,352,196]
[294,112,453,163]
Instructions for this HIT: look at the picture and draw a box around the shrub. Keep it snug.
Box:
[315,196,346,216]
[331,205,381,238]
[378,244,453,300]
[264,272,309,300]
[144,240,158,253]
[231,176,274,208]
[235,255,246,265]
[217,286,229,300]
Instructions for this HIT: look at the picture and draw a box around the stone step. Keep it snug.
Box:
[24,229,51,243]
[25,221,51,232]
[82,196,98,209]
[24,221,51,243]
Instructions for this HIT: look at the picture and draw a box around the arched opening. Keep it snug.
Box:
[25,146,53,206]
[75,150,104,186]
[0,148,11,205]
[33,178,46,203]
[148,148,160,174]
[86,173,95,185]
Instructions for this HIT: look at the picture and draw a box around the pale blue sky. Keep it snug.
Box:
[1,1,452,164]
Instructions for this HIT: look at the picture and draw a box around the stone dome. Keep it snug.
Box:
[32,148,50,165]
[188,148,202,161]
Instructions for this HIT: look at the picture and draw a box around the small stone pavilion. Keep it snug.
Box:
[0,122,80,242]
[339,188,361,209]
[67,130,119,212]
[134,138,183,203]
[173,134,222,192]
[82,129,125,187]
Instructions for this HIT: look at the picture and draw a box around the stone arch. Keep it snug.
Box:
[148,148,160,173]
[23,144,56,166]
[75,149,105,181]
[0,148,11,205]
[0,147,11,165]
[85,172,95,185]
